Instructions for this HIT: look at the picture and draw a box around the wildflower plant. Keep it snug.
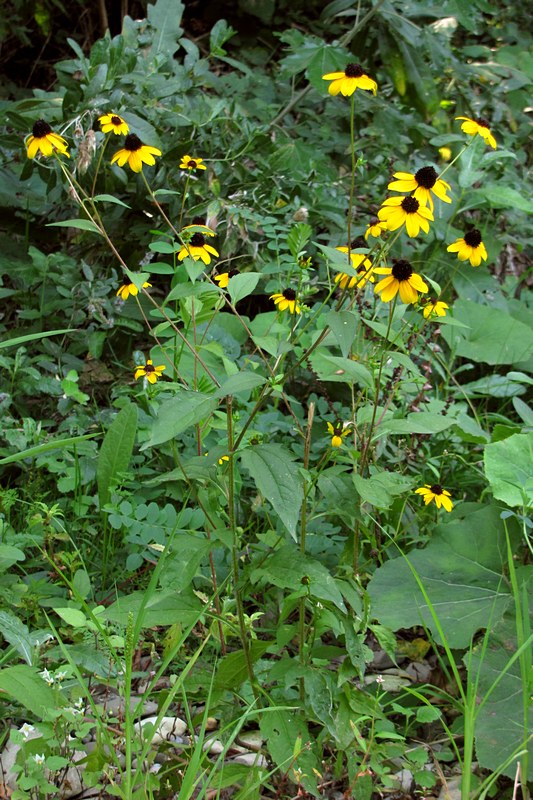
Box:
[2,5,532,800]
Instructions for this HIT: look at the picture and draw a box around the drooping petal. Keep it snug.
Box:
[398,280,417,304]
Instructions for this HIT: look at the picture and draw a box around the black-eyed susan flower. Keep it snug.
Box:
[456,116,496,149]
[134,359,166,384]
[322,63,378,96]
[26,120,69,159]
[214,269,239,289]
[374,260,428,304]
[111,134,162,172]
[178,232,219,265]
[364,219,387,240]
[327,421,350,448]
[179,154,207,171]
[447,228,488,267]
[378,196,433,237]
[439,146,452,162]
[387,166,451,212]
[334,248,374,290]
[98,113,129,135]
[422,299,449,319]
[415,483,453,512]
[270,289,301,314]
[116,281,151,300]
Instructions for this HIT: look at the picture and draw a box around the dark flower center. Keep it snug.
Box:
[430,484,443,495]
[188,159,197,168]
[401,196,420,213]
[350,236,366,249]
[33,119,52,137]
[145,364,155,373]
[415,166,438,189]
[464,229,482,247]
[476,117,490,128]
[345,63,364,78]
[111,116,122,125]
[282,289,296,300]
[124,134,142,152]
[333,423,343,436]
[391,260,413,281]
[190,233,206,246]
[192,216,205,225]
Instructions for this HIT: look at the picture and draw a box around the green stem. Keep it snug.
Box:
[179,173,191,229]
[347,93,357,251]
[299,402,315,701]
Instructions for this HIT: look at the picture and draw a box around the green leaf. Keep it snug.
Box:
[441,300,533,366]
[240,444,303,539]
[141,391,219,450]
[147,0,184,57]
[378,412,457,436]
[251,545,345,610]
[367,506,517,648]
[0,434,99,465]
[0,665,58,717]
[484,432,533,508]
[287,223,312,258]
[54,607,88,627]
[227,273,261,304]
[214,640,270,692]
[215,372,266,398]
[97,403,138,507]
[0,329,75,350]
[93,194,131,208]
[0,545,25,572]
[46,218,102,234]
[260,711,319,796]
[0,611,34,665]
[103,588,202,628]
[309,351,374,389]
[480,185,533,214]
[325,310,359,358]
[354,471,413,509]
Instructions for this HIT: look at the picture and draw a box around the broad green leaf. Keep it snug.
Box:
[240,444,303,539]
[0,665,58,717]
[480,185,533,214]
[97,403,138,507]
[287,223,312,258]
[93,194,131,208]
[54,607,87,627]
[441,300,533,365]
[0,434,99,465]
[0,329,75,350]
[0,545,25,572]
[484,432,533,507]
[309,351,374,389]
[227,273,261,304]
[377,412,457,436]
[103,588,202,628]
[260,711,319,796]
[46,218,102,234]
[147,0,184,57]
[250,545,345,610]
[367,505,517,648]
[325,310,359,358]
[215,372,266,397]
[354,471,413,509]
[0,611,34,665]
[141,391,219,450]
[123,268,151,290]
[214,641,270,693]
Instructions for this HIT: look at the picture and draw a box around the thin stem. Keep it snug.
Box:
[299,402,315,701]
[347,93,357,251]
[179,173,191,229]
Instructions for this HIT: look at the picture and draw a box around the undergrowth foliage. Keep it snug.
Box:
[0,1,532,798]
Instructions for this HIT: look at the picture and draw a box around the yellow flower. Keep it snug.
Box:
[447,229,488,267]
[378,196,433,237]
[98,113,129,135]
[26,120,69,159]
[322,63,378,96]
[422,299,449,319]
[334,248,374,289]
[326,421,350,448]
[180,155,207,171]
[455,116,496,149]
[364,220,387,240]
[134,359,166,384]
[116,281,151,300]
[111,134,162,172]
[218,455,230,465]
[270,289,301,314]
[439,146,452,162]
[178,232,219,265]
[374,260,428,304]
[214,269,239,289]
[387,166,451,212]
[415,484,453,512]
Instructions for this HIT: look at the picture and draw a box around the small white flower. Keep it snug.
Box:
[33,753,45,765]
[55,670,67,681]
[20,723,35,738]
[40,669,54,686]
[74,697,85,708]
[375,674,385,685]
